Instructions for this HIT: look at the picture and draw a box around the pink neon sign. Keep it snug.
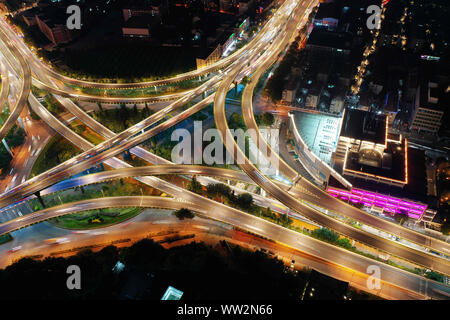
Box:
[327,187,426,219]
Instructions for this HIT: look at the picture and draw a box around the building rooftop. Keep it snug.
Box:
[333,145,428,204]
[123,0,162,9]
[293,111,341,165]
[161,286,184,300]
[36,7,69,27]
[123,15,158,28]
[198,28,235,60]
[418,81,446,112]
[307,29,352,51]
[340,109,387,145]
[343,138,406,183]
[314,1,341,20]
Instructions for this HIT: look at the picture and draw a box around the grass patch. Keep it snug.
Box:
[50,207,143,230]
[0,233,12,245]
[31,136,81,177]
[71,78,202,98]
[68,121,104,145]
[29,178,163,212]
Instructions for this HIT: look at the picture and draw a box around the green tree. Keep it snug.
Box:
[280,213,293,227]
[228,112,245,130]
[187,176,203,194]
[6,125,25,148]
[72,125,85,136]
[312,228,340,243]
[235,193,253,210]
[261,112,274,126]
[206,183,232,201]
[173,208,195,220]
[241,76,250,85]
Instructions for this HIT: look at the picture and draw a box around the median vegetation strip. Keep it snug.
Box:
[50,207,142,230]
[29,178,162,217]
[0,233,12,245]
[71,79,202,98]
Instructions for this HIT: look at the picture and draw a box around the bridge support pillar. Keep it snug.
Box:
[35,191,46,208]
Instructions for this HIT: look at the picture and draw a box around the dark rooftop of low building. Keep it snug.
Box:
[123,0,162,8]
[314,1,341,20]
[307,29,353,51]
[123,14,159,28]
[197,28,235,59]
[383,91,400,113]
[36,6,69,27]
[340,108,386,145]
[418,81,447,112]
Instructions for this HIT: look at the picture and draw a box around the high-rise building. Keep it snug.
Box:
[410,82,445,134]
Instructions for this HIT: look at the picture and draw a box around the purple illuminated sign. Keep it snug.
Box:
[327,187,425,219]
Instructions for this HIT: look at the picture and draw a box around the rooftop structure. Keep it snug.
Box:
[123,0,163,22]
[329,107,432,219]
[35,7,73,45]
[122,15,160,37]
[327,186,426,219]
[340,109,387,145]
[336,109,408,188]
[293,111,341,165]
[313,0,341,31]
[161,286,184,300]
[410,81,446,134]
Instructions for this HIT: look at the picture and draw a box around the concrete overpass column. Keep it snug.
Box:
[35,191,46,208]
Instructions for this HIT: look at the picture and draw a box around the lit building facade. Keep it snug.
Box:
[410,82,444,134]
[327,187,426,219]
